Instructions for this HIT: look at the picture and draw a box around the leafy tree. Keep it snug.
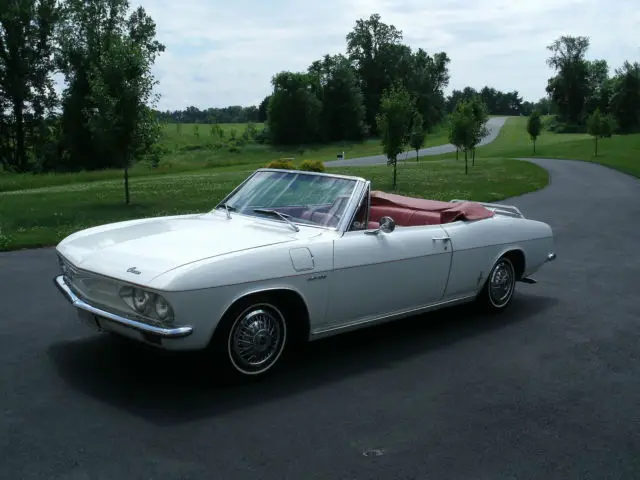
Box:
[346,13,403,134]
[376,84,413,188]
[586,108,615,156]
[308,54,366,142]
[267,71,322,145]
[448,100,475,175]
[258,95,271,122]
[609,61,640,133]
[0,0,59,172]
[466,96,489,166]
[87,33,162,204]
[526,110,543,153]
[55,0,164,173]
[408,110,425,162]
[545,35,591,125]
[406,49,450,130]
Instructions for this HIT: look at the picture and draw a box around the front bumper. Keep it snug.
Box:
[53,275,193,339]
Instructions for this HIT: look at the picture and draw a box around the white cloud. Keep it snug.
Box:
[102,0,640,109]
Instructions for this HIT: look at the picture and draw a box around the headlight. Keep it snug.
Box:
[119,286,174,324]
[132,288,151,313]
[154,296,171,320]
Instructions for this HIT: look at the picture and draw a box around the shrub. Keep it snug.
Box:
[298,159,326,172]
[266,159,294,169]
[255,126,271,144]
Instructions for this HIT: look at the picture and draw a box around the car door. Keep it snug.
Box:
[323,224,453,329]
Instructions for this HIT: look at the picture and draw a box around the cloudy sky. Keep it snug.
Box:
[138,0,638,111]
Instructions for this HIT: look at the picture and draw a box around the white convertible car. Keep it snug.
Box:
[54,168,556,379]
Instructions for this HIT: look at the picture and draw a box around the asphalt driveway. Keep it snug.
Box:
[1,157,639,479]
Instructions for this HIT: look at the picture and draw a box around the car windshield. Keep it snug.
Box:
[218,170,359,229]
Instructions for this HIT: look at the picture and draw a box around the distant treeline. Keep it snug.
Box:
[153,85,541,125]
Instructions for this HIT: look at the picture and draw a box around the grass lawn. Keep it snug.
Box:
[0,158,548,251]
[428,116,640,178]
[0,122,452,193]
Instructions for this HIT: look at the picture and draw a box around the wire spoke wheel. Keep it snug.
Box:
[488,258,515,308]
[227,306,287,375]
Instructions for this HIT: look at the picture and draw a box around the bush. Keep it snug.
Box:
[265,159,294,169]
[298,159,326,172]
[254,125,271,144]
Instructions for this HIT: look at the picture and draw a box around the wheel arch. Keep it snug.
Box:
[212,287,311,346]
[501,248,526,280]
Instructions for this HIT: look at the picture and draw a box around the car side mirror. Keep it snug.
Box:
[379,216,396,233]
[366,215,396,235]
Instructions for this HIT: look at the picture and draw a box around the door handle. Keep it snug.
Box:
[432,236,450,242]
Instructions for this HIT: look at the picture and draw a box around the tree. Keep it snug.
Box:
[308,54,366,142]
[467,97,489,166]
[266,71,322,145]
[55,0,164,173]
[87,33,162,204]
[545,35,591,125]
[609,61,640,133]
[408,110,425,162]
[448,100,475,175]
[346,13,403,134]
[586,108,615,156]
[0,0,60,172]
[526,110,542,153]
[258,95,271,122]
[376,84,413,188]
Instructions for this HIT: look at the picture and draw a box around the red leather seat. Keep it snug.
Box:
[369,205,443,227]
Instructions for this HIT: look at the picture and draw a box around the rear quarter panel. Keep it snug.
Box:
[440,216,554,297]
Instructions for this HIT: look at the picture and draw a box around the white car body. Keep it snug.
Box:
[54,168,556,378]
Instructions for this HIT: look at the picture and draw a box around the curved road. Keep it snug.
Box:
[326,116,508,167]
[2,158,640,479]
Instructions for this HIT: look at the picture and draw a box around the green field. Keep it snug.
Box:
[432,116,640,177]
[0,122,451,192]
[2,114,639,251]
[0,158,548,251]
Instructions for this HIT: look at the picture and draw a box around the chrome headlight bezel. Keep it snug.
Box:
[119,285,175,324]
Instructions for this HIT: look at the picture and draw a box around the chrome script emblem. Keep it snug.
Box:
[126,266,141,275]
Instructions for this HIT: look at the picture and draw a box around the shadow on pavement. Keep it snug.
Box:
[47,291,558,426]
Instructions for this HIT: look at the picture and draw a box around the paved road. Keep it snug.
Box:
[326,116,508,167]
[2,158,640,479]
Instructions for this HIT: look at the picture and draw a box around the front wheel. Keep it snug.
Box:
[477,256,516,312]
[208,297,288,381]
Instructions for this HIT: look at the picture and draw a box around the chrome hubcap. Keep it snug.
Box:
[229,308,284,373]
[489,260,514,306]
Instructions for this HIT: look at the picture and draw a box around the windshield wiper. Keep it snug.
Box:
[252,208,300,232]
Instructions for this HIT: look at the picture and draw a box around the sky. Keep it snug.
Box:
[134,0,639,111]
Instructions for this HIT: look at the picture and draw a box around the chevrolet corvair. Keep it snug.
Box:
[54,168,556,379]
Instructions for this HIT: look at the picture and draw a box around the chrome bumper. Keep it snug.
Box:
[546,252,556,262]
[53,275,193,338]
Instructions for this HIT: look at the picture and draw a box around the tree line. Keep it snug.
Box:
[155,83,537,126]
[154,105,261,124]
[544,35,640,134]
[1,0,164,174]
[2,3,638,179]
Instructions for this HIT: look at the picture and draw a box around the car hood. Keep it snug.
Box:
[56,213,320,285]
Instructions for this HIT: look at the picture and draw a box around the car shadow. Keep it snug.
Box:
[47,292,558,426]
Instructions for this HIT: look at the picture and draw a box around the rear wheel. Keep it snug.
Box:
[477,255,516,312]
[208,296,288,381]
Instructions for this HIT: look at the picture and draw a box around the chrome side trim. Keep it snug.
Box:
[546,252,556,262]
[53,275,193,338]
[310,294,476,339]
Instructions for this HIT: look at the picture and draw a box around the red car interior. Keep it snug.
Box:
[366,190,494,229]
[268,190,494,230]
